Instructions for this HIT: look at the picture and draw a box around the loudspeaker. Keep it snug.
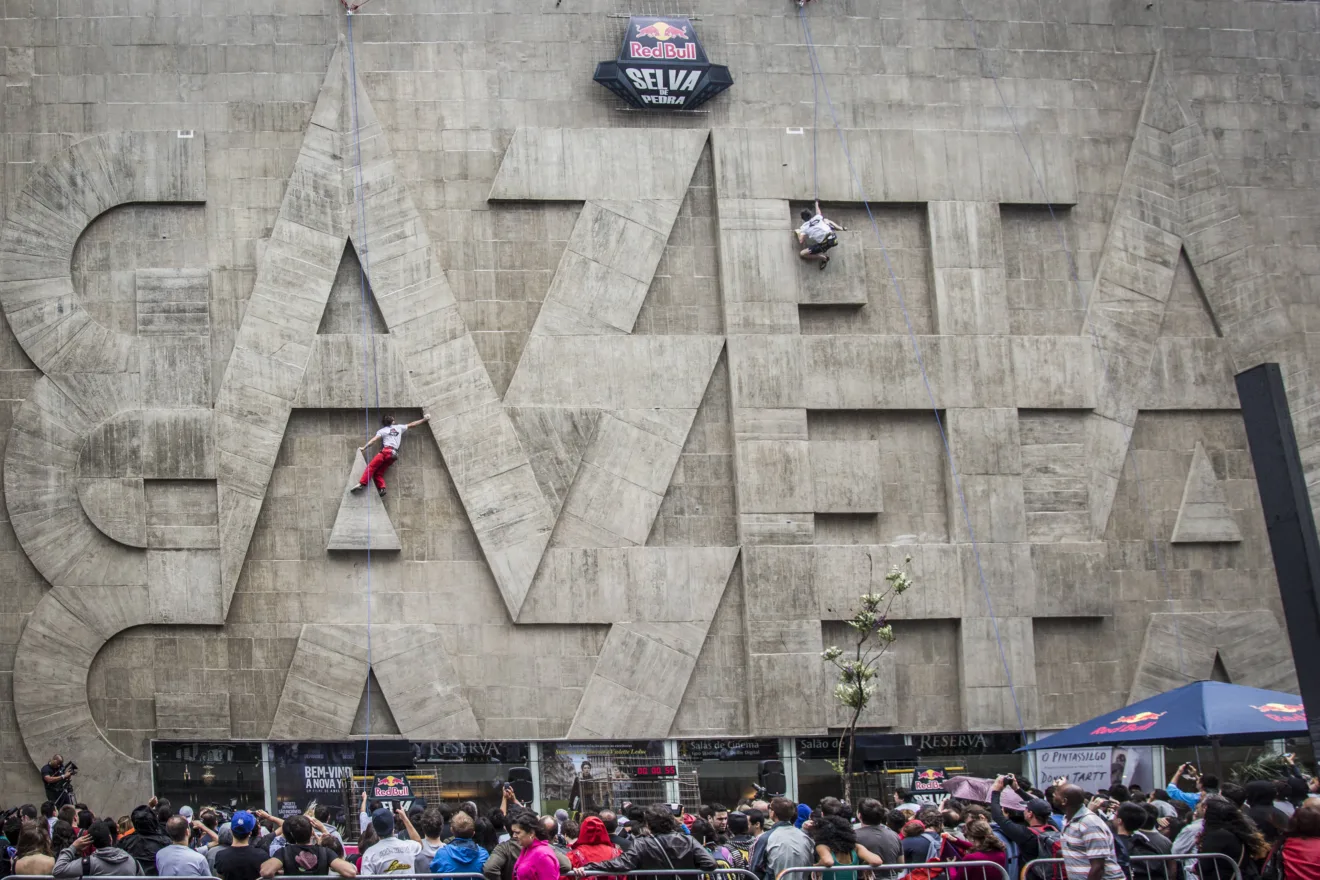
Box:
[508,766,534,803]
[758,759,786,796]
[356,740,413,774]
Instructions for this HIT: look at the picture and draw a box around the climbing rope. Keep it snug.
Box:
[798,10,819,200]
[798,5,1027,738]
[345,7,380,775]
[955,3,1191,687]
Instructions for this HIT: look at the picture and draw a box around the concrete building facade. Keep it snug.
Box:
[0,0,1315,810]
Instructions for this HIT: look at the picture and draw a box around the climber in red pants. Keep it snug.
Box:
[351,413,430,498]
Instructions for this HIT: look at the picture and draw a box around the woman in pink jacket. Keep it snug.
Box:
[512,814,560,880]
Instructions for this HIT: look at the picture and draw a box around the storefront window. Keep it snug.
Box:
[271,741,530,836]
[796,733,1027,807]
[152,742,265,812]
[411,741,531,817]
[679,739,780,807]
[541,741,666,816]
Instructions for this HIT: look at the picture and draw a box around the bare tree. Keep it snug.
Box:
[821,555,914,804]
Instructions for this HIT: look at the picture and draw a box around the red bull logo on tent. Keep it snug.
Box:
[1252,702,1306,723]
[1089,710,1166,736]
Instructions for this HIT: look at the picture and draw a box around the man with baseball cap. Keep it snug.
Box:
[214,812,268,880]
[359,808,421,875]
[991,775,1062,874]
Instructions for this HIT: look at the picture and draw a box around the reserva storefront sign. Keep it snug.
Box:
[593,17,733,110]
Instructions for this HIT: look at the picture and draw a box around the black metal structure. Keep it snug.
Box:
[1235,362,1320,757]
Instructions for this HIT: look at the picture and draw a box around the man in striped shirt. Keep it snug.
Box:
[1057,785,1125,880]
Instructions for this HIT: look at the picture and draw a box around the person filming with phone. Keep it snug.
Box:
[1166,763,1218,808]
[991,774,1063,876]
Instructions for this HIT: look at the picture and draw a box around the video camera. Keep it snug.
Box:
[64,761,79,777]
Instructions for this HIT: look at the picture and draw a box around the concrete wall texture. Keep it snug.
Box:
[0,0,1315,810]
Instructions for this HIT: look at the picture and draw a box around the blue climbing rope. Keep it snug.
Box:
[798,4,1027,737]
[345,7,379,776]
[956,5,1191,687]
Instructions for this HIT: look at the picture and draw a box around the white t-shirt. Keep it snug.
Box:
[798,214,830,244]
[360,838,422,875]
[375,424,408,452]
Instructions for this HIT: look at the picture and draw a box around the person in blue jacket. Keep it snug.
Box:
[1165,764,1218,808]
[430,812,489,879]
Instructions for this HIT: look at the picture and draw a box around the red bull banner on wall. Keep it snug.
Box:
[911,766,948,806]
[594,17,733,110]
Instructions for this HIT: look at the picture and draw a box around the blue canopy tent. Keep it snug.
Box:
[1018,681,1308,752]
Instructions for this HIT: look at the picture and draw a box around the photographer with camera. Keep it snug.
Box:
[990,773,1063,880]
[41,756,78,808]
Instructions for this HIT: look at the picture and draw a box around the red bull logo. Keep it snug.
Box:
[1252,702,1306,723]
[1089,710,1165,735]
[373,775,411,797]
[636,21,688,41]
[911,767,946,790]
[630,21,697,60]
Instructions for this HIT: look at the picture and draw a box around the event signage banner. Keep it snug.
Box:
[412,741,529,764]
[372,774,412,798]
[678,739,780,761]
[593,17,733,110]
[1036,747,1112,788]
[911,767,948,805]
[271,742,357,820]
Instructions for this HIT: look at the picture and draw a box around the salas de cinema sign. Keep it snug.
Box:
[593,17,733,110]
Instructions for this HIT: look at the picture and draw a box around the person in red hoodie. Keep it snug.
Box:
[567,818,621,880]
[1275,803,1320,880]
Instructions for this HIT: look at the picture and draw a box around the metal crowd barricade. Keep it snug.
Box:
[29,869,759,880]
[72,876,490,880]
[583,871,761,880]
[1133,853,1244,880]
[780,862,1014,880]
[1020,853,1243,880]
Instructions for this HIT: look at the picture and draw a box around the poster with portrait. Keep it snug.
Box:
[1111,746,1154,791]
[540,741,664,816]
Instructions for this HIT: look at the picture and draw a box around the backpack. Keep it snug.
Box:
[1260,840,1284,880]
[707,844,734,870]
[991,824,1020,880]
[1125,832,1177,880]
[725,839,752,869]
[900,835,953,880]
[1025,826,1066,880]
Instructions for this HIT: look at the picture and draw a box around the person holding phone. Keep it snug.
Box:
[1166,764,1217,807]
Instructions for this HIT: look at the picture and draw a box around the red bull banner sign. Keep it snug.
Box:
[910,766,948,805]
[1089,711,1166,736]
[372,774,412,799]
[594,17,733,110]
[1252,702,1307,723]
